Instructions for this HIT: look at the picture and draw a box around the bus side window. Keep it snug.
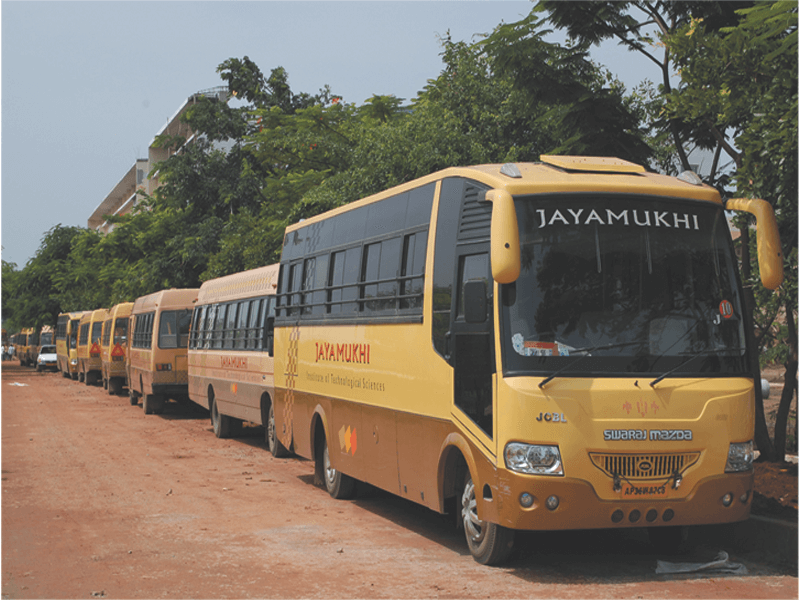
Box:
[203,305,216,349]
[177,309,192,348]
[263,298,275,356]
[223,303,238,349]
[213,305,227,349]
[189,306,201,349]
[247,299,263,349]
[235,301,249,350]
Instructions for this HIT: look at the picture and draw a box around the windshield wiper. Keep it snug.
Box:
[649,349,712,387]
[538,341,644,389]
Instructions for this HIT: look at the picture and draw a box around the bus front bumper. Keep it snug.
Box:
[485,471,753,531]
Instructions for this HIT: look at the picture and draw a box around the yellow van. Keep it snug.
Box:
[56,311,87,379]
[128,288,197,414]
[17,327,38,367]
[101,302,134,395]
[77,309,107,384]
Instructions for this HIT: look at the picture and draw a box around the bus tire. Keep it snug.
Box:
[460,472,515,565]
[210,395,236,438]
[78,370,85,383]
[320,436,356,500]
[129,389,139,406]
[267,402,290,458]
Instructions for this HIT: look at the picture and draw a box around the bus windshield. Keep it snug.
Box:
[501,195,748,378]
[159,309,192,349]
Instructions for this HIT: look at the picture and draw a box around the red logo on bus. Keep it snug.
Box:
[111,344,125,358]
[719,300,734,319]
[90,342,101,357]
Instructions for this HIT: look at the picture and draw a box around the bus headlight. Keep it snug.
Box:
[505,443,563,475]
[725,440,754,473]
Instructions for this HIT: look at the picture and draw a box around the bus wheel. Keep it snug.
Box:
[129,389,139,406]
[210,397,233,438]
[78,370,85,383]
[460,473,515,565]
[648,526,688,555]
[320,436,356,500]
[267,403,290,458]
[103,377,108,390]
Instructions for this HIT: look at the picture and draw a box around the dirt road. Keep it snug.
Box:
[2,363,797,599]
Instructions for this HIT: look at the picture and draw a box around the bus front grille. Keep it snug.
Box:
[589,452,700,480]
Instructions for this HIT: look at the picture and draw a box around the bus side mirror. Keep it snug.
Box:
[463,280,487,324]
[726,198,784,290]
[484,189,520,284]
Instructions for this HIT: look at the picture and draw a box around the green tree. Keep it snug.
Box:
[3,225,84,331]
[537,0,755,179]
[663,1,798,461]
[481,12,653,163]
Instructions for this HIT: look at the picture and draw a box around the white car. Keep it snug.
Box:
[36,345,58,372]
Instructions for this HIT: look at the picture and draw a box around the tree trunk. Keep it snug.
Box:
[773,298,798,462]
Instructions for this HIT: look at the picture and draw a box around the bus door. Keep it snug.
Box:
[450,246,495,455]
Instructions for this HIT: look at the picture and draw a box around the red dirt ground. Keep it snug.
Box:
[2,362,797,599]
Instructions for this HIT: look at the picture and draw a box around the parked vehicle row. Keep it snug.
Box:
[11,157,786,565]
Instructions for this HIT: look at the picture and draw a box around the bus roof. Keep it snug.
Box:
[58,311,89,320]
[132,288,198,314]
[107,302,134,319]
[196,264,279,305]
[81,309,108,324]
[285,158,722,234]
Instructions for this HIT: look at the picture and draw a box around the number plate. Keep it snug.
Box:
[622,483,668,498]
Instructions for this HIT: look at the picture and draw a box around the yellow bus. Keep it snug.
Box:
[101,302,134,395]
[56,311,86,379]
[17,327,38,367]
[272,157,784,565]
[32,325,55,371]
[77,308,108,384]
[187,264,280,445]
[128,288,197,414]
[38,324,55,348]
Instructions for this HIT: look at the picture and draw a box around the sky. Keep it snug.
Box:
[1,1,657,269]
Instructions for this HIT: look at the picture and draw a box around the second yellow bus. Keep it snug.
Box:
[128,288,197,414]
[187,264,281,447]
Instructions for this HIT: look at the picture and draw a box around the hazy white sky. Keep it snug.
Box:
[1,1,655,268]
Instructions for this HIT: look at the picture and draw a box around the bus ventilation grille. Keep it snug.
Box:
[589,452,700,480]
[458,186,492,241]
